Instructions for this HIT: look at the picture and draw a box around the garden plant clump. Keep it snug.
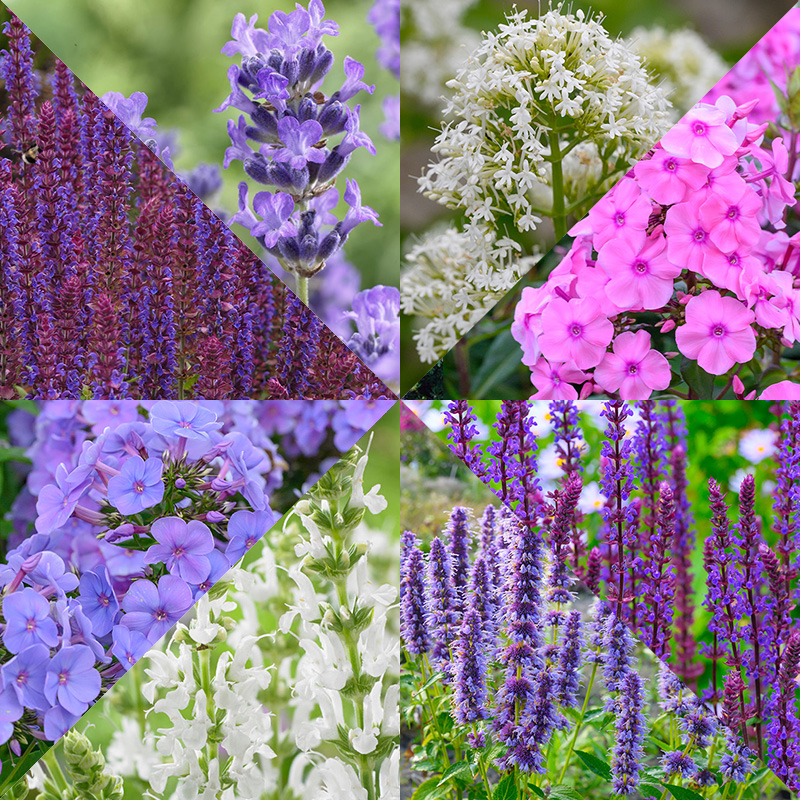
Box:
[0,398,391,791]
[403,398,800,790]
[13,436,398,800]
[0,15,391,400]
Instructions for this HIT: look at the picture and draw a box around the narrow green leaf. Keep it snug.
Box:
[492,774,518,800]
[414,671,443,695]
[472,330,523,400]
[640,782,664,799]
[574,749,612,781]
[664,783,705,800]
[438,761,473,786]
[411,776,449,800]
[549,785,582,800]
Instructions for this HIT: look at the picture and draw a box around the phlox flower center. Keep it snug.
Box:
[133,481,145,494]
[25,618,36,633]
[58,671,69,686]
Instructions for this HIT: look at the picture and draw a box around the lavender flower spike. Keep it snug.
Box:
[453,607,489,725]
[611,671,646,795]
[401,542,430,656]
[427,536,458,679]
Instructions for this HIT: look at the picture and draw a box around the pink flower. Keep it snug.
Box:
[675,291,756,374]
[586,178,652,250]
[664,200,722,273]
[701,248,751,295]
[594,331,671,399]
[529,359,588,400]
[539,297,614,370]
[597,235,680,311]
[698,182,762,253]
[511,286,553,367]
[633,148,709,206]
[759,380,800,400]
[660,104,739,168]
[770,271,800,342]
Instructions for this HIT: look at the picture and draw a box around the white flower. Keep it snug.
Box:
[351,452,388,514]
[279,565,321,632]
[729,468,754,494]
[106,718,160,780]
[311,758,369,800]
[348,558,397,612]
[578,481,607,515]
[379,749,400,800]
[738,428,778,464]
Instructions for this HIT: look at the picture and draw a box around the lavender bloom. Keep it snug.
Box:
[217,2,379,279]
[661,750,697,779]
[603,611,635,694]
[121,574,194,642]
[150,401,222,442]
[2,644,50,711]
[144,518,215,585]
[767,627,800,786]
[77,566,120,638]
[446,506,471,615]
[506,668,561,773]
[453,607,489,724]
[225,509,276,564]
[679,705,718,749]
[111,625,151,672]
[106,455,165,515]
[657,662,696,716]
[100,90,158,143]
[401,543,430,656]
[546,475,582,615]
[719,730,754,783]
[444,401,488,481]
[427,537,458,677]
[468,557,499,655]
[611,671,646,795]
[344,285,400,388]
[555,610,583,707]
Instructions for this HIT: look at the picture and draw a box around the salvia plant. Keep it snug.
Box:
[0,15,390,400]
[401,502,780,798]
[16,438,398,800]
[0,398,389,791]
[425,397,800,790]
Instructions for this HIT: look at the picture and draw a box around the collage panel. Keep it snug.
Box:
[0,398,396,792]
[403,399,800,794]
[5,0,401,394]
[400,0,800,399]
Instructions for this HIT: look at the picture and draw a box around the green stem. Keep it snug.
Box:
[548,120,567,241]
[557,661,598,784]
[43,749,70,795]
[297,276,309,306]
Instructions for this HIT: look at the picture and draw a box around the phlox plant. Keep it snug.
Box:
[0,397,391,792]
[400,501,780,799]
[16,436,399,800]
[420,397,800,789]
[399,3,732,372]
[0,15,390,400]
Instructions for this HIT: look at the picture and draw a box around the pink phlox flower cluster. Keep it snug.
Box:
[512,91,800,399]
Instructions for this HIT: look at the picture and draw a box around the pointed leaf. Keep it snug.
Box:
[574,749,612,781]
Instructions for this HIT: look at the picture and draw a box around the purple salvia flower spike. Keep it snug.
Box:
[610,671,646,795]
[401,540,430,657]
[427,536,458,680]
[453,606,489,725]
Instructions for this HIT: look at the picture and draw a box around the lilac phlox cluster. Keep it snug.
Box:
[0,399,373,752]
[219,1,381,278]
[344,285,400,389]
[400,536,430,656]
[426,536,458,678]
[453,607,489,724]
[610,671,646,795]
[367,0,400,139]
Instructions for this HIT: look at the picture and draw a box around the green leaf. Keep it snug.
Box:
[471,330,523,400]
[411,776,449,800]
[640,782,664,799]
[414,671,443,695]
[574,750,612,781]
[664,784,705,800]
[492,774,518,800]
[0,447,29,464]
[529,786,544,798]
[438,761,473,786]
[680,359,715,399]
[549,786,582,800]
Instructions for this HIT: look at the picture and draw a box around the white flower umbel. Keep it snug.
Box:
[285,442,399,800]
[627,26,727,118]
[404,5,671,363]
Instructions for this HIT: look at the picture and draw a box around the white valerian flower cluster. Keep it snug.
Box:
[401,226,540,363]
[627,26,728,118]
[401,0,481,107]
[404,5,672,363]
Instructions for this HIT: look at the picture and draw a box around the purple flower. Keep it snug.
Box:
[338,57,375,101]
[272,117,326,168]
[453,607,489,724]
[0,685,23,745]
[194,549,232,597]
[344,285,399,387]
[149,401,221,441]
[78,566,120,638]
[225,509,276,564]
[107,455,165,515]
[555,610,582,707]
[44,644,101,716]
[35,463,93,533]
[248,191,296,247]
[340,179,381,235]
[427,536,458,678]
[603,611,634,694]
[100,91,158,141]
[2,587,59,654]
[446,506,471,616]
[661,750,697,779]
[2,643,50,711]
[401,542,429,656]
[611,671,646,794]
[121,574,193,642]
[43,705,81,742]
[111,625,151,672]
[221,12,271,58]
[144,517,214,584]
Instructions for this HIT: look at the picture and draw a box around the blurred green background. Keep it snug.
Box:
[399,0,797,394]
[4,0,400,294]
